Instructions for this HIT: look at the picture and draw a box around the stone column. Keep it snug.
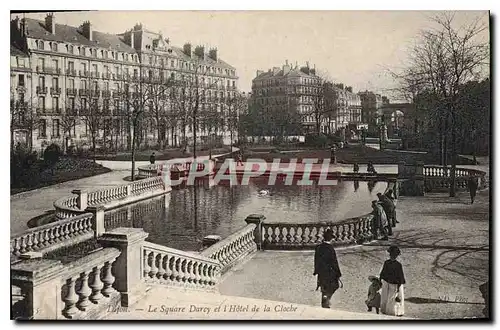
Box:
[87,205,106,237]
[71,189,88,211]
[245,214,266,250]
[397,161,406,178]
[98,228,149,307]
[415,161,425,196]
[11,258,65,320]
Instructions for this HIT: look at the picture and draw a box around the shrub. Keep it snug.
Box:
[43,143,61,173]
[305,134,328,148]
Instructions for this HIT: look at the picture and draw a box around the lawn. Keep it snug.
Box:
[10,157,112,195]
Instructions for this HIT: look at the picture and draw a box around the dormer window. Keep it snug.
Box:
[38,41,44,50]
[51,43,58,52]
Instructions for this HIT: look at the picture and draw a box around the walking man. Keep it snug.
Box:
[468,175,479,204]
[314,229,342,309]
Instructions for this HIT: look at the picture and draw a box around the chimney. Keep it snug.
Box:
[81,21,93,41]
[130,30,135,49]
[256,70,264,78]
[209,48,218,61]
[45,13,55,34]
[283,60,291,75]
[195,46,205,59]
[306,61,310,68]
[183,43,192,57]
[272,66,280,75]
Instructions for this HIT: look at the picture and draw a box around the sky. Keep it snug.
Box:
[15,10,489,99]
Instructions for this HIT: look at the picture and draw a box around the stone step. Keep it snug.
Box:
[106,286,408,320]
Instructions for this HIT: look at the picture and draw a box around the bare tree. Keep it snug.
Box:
[77,88,103,161]
[225,91,246,151]
[396,12,489,196]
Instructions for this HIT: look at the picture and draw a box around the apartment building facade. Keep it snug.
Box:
[358,90,384,127]
[251,62,363,136]
[10,14,238,153]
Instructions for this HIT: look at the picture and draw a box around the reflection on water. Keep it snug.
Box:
[104,179,387,251]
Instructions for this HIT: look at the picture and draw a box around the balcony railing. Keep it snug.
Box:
[102,72,111,79]
[66,88,77,96]
[36,86,47,94]
[91,71,100,78]
[115,73,122,80]
[79,70,89,77]
[50,87,61,95]
[79,88,89,96]
[66,69,77,76]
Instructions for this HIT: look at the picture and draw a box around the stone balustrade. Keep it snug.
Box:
[201,222,257,274]
[142,241,221,292]
[54,176,169,220]
[11,213,94,258]
[11,247,121,320]
[423,165,487,192]
[87,186,128,206]
[261,215,375,250]
[130,176,165,195]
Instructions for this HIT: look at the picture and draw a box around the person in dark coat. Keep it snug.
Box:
[377,192,396,228]
[379,245,406,316]
[353,162,359,173]
[367,161,377,174]
[314,229,342,309]
[149,152,156,165]
[467,175,479,204]
[384,189,399,224]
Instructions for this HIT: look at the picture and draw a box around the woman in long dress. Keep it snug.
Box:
[379,245,406,316]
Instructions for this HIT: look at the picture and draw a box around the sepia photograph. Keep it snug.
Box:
[9,9,491,321]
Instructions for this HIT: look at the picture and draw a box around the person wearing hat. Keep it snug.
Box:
[377,192,396,229]
[365,276,382,314]
[379,245,406,316]
[313,228,342,309]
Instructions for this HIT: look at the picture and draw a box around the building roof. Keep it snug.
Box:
[170,46,235,70]
[253,67,313,81]
[23,18,136,53]
[11,45,28,57]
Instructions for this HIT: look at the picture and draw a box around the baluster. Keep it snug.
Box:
[89,265,104,303]
[334,225,340,242]
[263,227,270,246]
[186,261,194,284]
[156,255,166,280]
[294,226,302,244]
[180,259,188,283]
[25,234,34,253]
[32,233,40,250]
[173,258,181,282]
[64,223,71,239]
[63,277,80,318]
[160,255,170,281]
[202,264,209,286]
[102,260,116,297]
[149,252,158,279]
[13,238,21,255]
[166,256,174,281]
[76,271,92,311]
[143,250,151,278]
[19,236,27,254]
[285,227,292,245]
[278,227,285,245]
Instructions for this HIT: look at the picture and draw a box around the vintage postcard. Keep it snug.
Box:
[10,10,490,321]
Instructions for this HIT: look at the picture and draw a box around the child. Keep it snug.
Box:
[365,275,382,314]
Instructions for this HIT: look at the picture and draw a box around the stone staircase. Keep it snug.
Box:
[106,286,406,320]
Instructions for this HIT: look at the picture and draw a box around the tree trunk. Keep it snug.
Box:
[450,110,456,197]
[131,120,136,181]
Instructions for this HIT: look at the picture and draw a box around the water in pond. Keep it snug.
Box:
[104,179,387,251]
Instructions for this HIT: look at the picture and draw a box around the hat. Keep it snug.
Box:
[323,228,334,241]
[387,245,401,256]
[377,192,382,196]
